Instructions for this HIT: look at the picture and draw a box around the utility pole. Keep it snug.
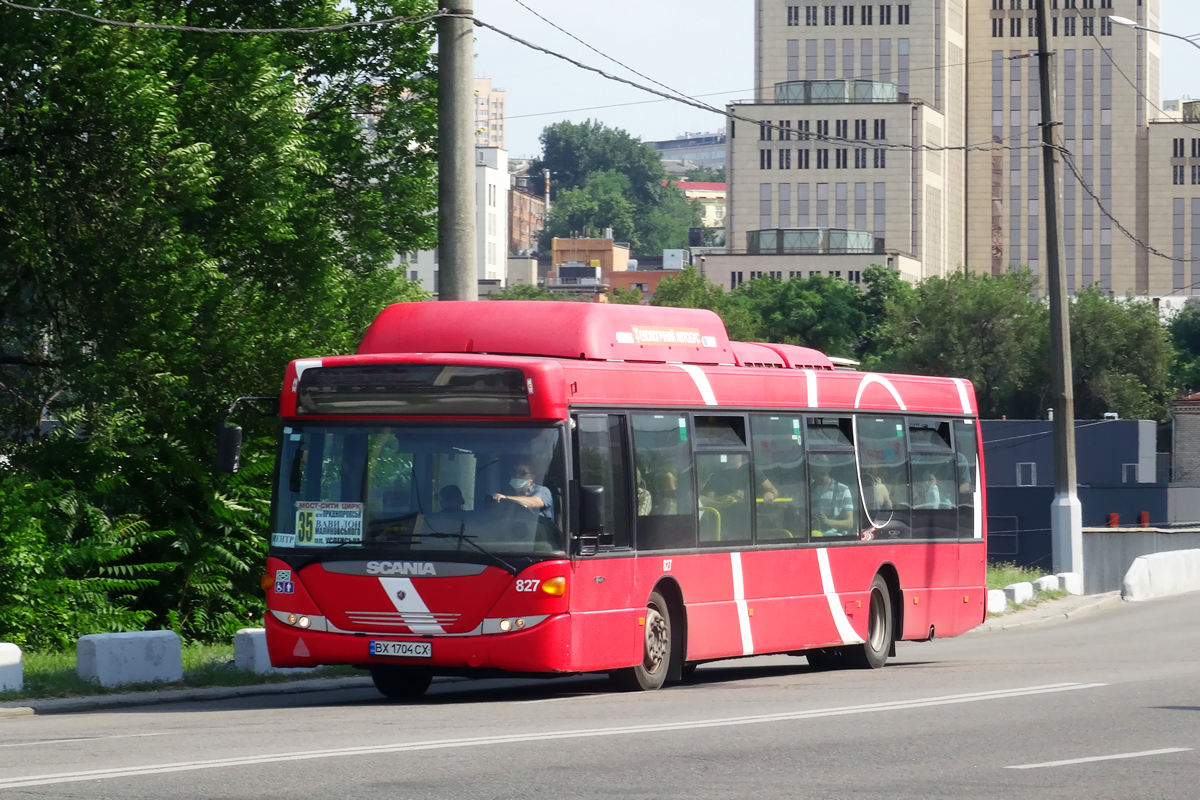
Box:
[1036,0,1082,573]
[437,0,477,300]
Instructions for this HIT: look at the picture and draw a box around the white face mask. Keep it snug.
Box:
[509,477,530,491]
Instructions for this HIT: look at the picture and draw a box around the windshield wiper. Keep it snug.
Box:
[421,522,518,574]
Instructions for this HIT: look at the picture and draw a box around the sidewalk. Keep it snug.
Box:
[968,591,1124,635]
[0,675,375,719]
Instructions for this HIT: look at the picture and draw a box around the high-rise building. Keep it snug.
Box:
[964,0,1160,295]
[719,0,1185,297]
[716,0,966,288]
[474,77,506,149]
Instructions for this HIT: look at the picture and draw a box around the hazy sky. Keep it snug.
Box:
[472,0,1200,159]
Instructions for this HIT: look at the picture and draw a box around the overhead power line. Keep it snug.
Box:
[0,0,446,33]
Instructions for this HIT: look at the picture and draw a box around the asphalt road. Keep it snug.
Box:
[1,594,1198,799]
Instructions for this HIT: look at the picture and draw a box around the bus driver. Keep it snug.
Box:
[490,461,554,520]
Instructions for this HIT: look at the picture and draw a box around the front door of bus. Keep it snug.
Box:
[570,414,638,671]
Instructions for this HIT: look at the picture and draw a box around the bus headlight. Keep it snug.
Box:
[540,576,566,596]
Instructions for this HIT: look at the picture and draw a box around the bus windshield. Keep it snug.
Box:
[271,423,566,556]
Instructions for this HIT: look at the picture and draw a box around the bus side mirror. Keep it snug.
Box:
[217,425,243,473]
[579,484,605,536]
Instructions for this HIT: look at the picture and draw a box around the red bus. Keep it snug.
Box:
[245,301,986,697]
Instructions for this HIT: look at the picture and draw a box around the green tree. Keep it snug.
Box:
[1169,301,1200,394]
[651,267,760,340]
[489,284,562,300]
[872,270,1047,419]
[730,275,869,358]
[538,170,638,251]
[1070,289,1175,421]
[608,287,644,304]
[532,120,666,207]
[0,0,437,642]
[683,166,725,183]
[531,121,701,256]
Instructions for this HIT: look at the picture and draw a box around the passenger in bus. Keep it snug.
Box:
[809,464,854,536]
[490,462,554,519]
[700,453,748,508]
[650,471,678,516]
[439,484,466,512]
[917,471,941,509]
[866,469,892,510]
[636,469,653,516]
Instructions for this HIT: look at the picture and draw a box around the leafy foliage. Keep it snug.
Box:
[0,0,436,644]
[532,120,701,256]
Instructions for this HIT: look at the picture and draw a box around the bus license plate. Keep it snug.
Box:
[370,640,432,658]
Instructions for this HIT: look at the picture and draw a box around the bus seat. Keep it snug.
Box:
[699,506,721,542]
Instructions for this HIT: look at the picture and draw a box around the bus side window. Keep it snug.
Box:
[856,416,911,540]
[953,420,980,539]
[575,415,631,549]
[908,418,957,539]
[632,414,696,551]
[806,417,861,540]
[749,415,807,543]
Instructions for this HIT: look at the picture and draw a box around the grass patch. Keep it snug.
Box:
[0,642,360,703]
[985,562,1069,617]
[986,562,1050,590]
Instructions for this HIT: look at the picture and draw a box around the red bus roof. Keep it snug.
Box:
[359,302,736,365]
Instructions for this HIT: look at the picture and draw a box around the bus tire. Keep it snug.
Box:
[370,667,432,699]
[611,590,672,691]
[848,574,893,669]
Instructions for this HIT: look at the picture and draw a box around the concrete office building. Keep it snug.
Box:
[474,77,506,149]
[964,0,1160,295]
[719,0,966,288]
[1146,104,1200,296]
[720,0,1186,296]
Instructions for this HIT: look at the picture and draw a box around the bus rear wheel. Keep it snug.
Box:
[611,590,672,691]
[847,574,894,669]
[370,666,432,699]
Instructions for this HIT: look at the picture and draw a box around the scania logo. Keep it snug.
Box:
[396,590,407,600]
[366,561,437,576]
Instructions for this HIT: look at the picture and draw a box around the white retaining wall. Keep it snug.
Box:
[0,643,21,692]
[1122,549,1200,602]
[77,631,183,688]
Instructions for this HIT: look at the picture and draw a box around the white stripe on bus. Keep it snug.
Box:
[730,552,754,656]
[853,374,907,411]
[803,369,818,407]
[951,378,973,414]
[379,578,445,635]
[674,364,717,406]
[293,358,323,378]
[816,549,864,645]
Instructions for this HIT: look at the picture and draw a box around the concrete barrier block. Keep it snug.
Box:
[77,631,183,688]
[234,628,314,675]
[987,589,1008,614]
[1003,582,1034,604]
[0,643,22,692]
[1122,549,1200,602]
[1032,576,1059,594]
[1056,573,1083,595]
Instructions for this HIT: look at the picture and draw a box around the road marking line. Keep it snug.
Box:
[0,733,169,749]
[1007,747,1192,770]
[0,682,1106,790]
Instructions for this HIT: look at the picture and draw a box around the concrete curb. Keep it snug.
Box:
[967,591,1124,635]
[0,675,375,719]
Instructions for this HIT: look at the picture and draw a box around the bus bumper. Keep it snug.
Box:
[265,611,574,674]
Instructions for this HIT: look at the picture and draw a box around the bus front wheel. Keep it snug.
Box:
[370,667,432,699]
[611,590,672,691]
[848,574,894,669]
